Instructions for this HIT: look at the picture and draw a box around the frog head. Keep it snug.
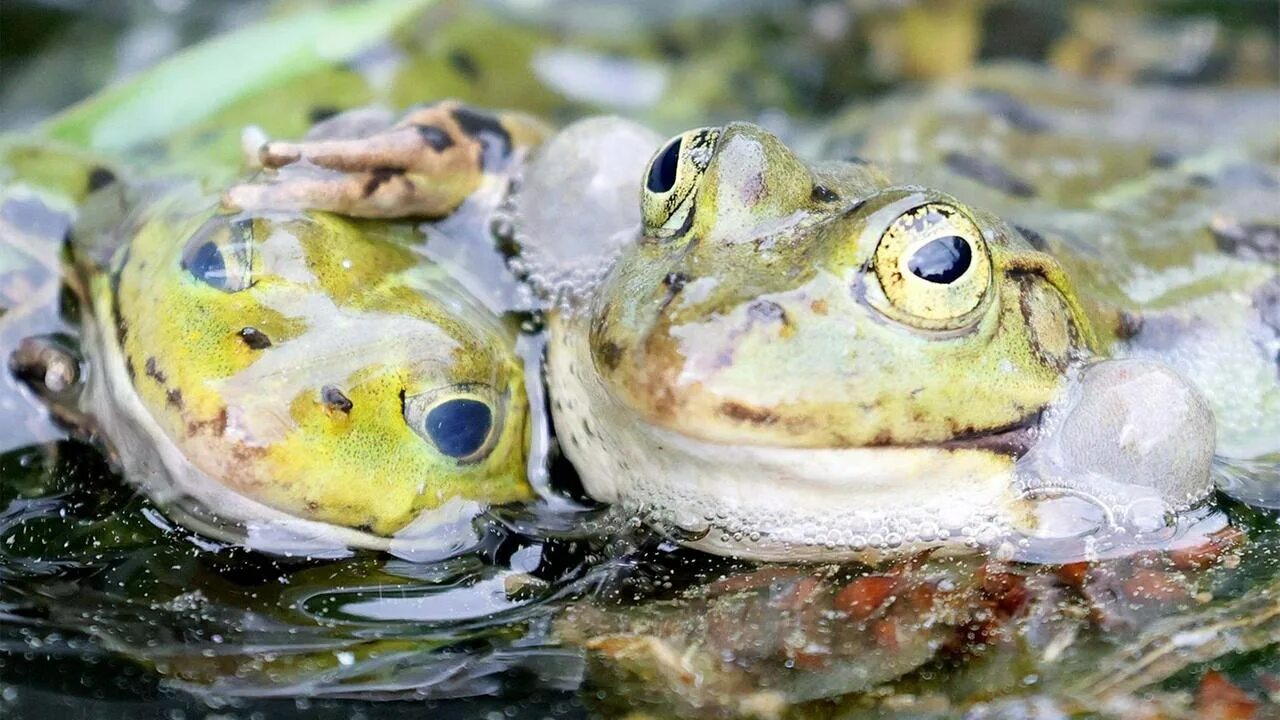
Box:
[558,123,1101,558]
[593,122,1098,450]
[94,197,530,544]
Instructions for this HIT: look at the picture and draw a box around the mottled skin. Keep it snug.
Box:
[551,527,1270,717]
[232,111,1101,559]
[52,169,534,551]
[555,556,991,715]
[228,101,550,220]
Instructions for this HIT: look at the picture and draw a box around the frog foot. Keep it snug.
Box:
[10,334,83,403]
[8,334,102,440]
[224,101,545,219]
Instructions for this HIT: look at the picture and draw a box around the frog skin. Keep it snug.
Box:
[11,153,534,558]
[225,67,1277,561]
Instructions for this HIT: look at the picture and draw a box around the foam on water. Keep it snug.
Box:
[1000,493,1229,565]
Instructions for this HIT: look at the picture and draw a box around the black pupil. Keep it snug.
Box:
[184,241,228,289]
[646,137,682,193]
[425,399,493,459]
[907,236,972,284]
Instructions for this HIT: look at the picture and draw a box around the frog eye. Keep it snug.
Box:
[181,215,256,292]
[403,384,501,463]
[871,202,992,329]
[640,127,721,237]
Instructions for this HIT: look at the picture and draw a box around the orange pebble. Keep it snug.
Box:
[982,571,1029,616]
[834,575,897,620]
[1056,562,1090,589]
[1195,670,1259,720]
[1169,526,1246,571]
[870,617,900,652]
[1123,568,1190,604]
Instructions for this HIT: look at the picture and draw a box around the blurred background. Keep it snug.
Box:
[3,0,1277,133]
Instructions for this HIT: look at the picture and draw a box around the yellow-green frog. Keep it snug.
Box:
[14,153,534,559]
[226,70,1275,561]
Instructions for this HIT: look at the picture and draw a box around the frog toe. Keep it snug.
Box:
[223,170,469,218]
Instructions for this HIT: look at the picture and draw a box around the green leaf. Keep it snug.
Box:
[42,0,434,152]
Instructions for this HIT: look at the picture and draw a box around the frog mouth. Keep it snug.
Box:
[932,412,1042,457]
[642,399,1046,458]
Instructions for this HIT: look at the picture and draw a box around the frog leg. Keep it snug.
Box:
[225,101,549,219]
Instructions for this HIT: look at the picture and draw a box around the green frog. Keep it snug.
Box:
[6,149,535,559]
[226,66,1276,562]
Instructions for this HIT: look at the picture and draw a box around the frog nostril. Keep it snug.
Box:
[238,327,272,350]
[811,185,839,203]
[647,136,682,193]
[321,385,353,413]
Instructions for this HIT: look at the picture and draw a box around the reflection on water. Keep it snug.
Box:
[3,439,1277,716]
[0,441,601,709]
[1,0,1278,718]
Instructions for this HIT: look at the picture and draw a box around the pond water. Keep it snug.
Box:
[1,1,1277,718]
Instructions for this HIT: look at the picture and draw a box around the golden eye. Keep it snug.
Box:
[402,383,502,463]
[181,215,257,292]
[871,203,991,329]
[640,127,720,237]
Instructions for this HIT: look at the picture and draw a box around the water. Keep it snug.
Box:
[1,1,1278,718]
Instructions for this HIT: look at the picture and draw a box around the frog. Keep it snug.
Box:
[5,147,535,559]
[225,62,1277,564]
